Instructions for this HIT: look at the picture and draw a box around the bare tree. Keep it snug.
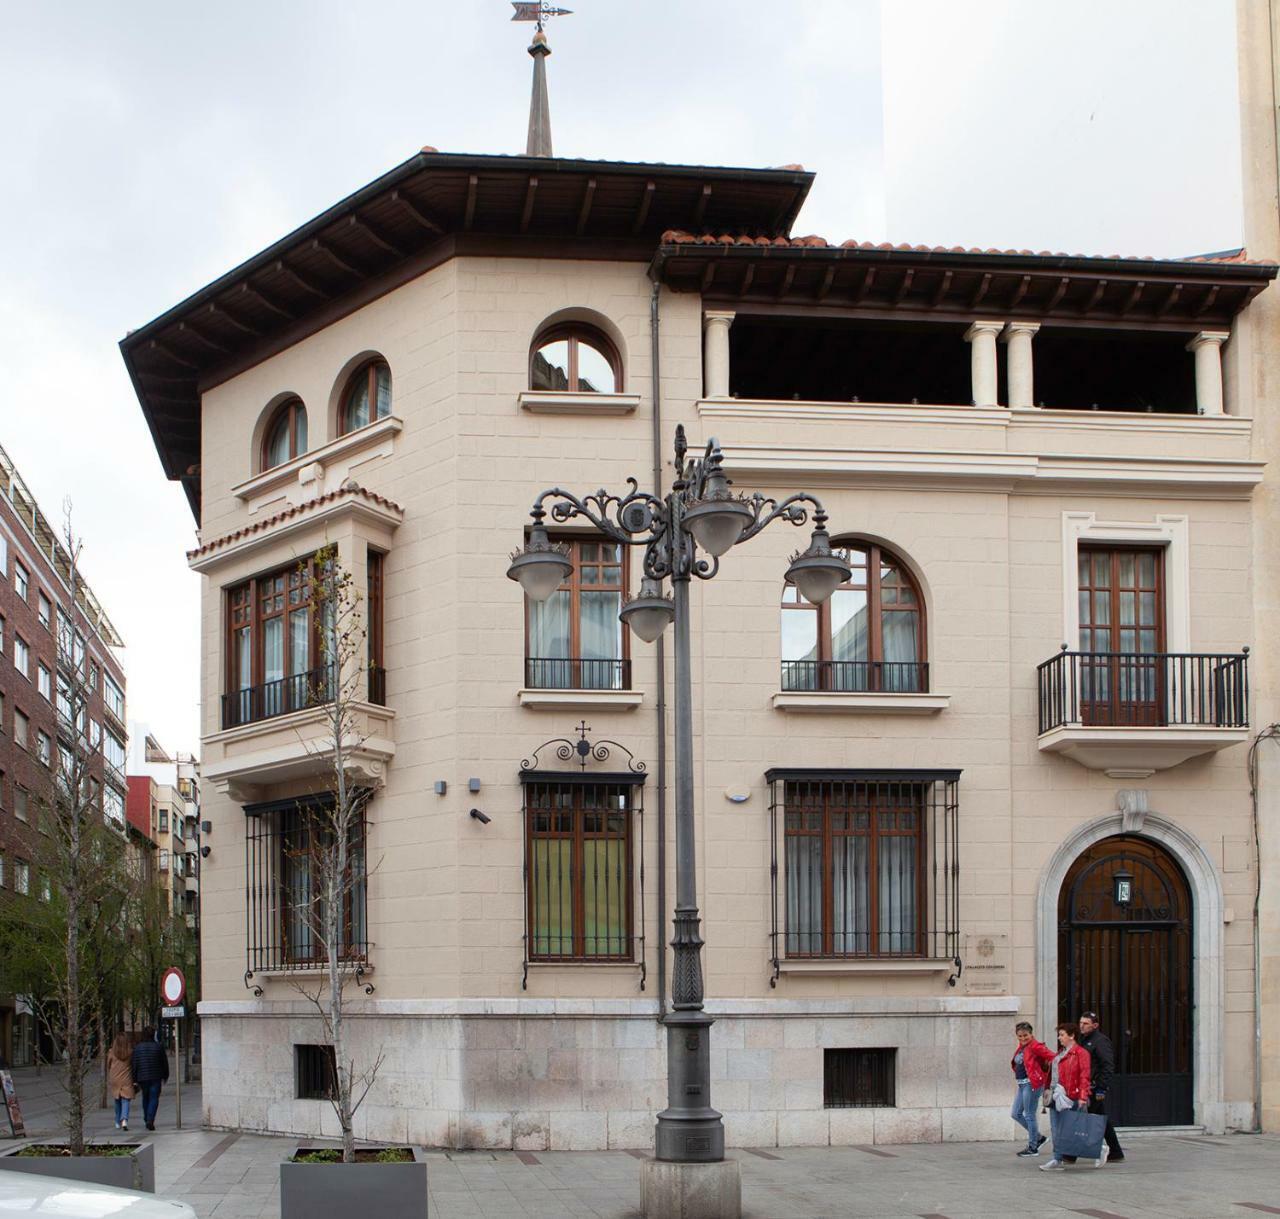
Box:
[0,510,136,1152]
[288,546,383,1162]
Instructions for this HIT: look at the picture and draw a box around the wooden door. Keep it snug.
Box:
[1078,547,1164,725]
[1058,835,1193,1126]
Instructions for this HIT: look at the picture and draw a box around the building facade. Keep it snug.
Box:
[128,729,202,923]
[1236,0,1280,1135]
[125,126,1276,1144]
[0,440,129,1066]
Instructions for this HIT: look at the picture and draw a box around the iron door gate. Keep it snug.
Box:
[1058,835,1192,1127]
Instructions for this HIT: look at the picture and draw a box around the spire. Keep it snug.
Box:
[526,27,553,157]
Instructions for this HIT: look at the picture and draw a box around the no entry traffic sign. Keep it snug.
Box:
[160,967,186,1007]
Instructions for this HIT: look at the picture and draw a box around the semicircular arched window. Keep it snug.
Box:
[530,325,620,394]
[781,542,926,692]
[340,360,393,434]
[262,398,308,471]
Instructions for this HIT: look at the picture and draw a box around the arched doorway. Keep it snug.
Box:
[1058,834,1193,1126]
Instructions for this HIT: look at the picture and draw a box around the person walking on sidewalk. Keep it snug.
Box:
[1039,1021,1092,1172]
[130,1026,169,1131]
[1010,1021,1051,1156]
[1078,1011,1125,1164]
[107,1032,135,1132]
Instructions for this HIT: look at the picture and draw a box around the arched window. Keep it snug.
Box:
[262,398,308,470]
[530,325,620,394]
[340,360,392,434]
[781,542,926,692]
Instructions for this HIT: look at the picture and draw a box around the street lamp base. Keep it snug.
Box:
[639,1157,741,1219]
[654,1010,725,1162]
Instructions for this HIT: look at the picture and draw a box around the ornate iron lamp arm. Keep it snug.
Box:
[529,480,668,548]
[737,491,824,544]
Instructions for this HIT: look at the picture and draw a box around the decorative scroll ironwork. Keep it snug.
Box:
[520,720,646,774]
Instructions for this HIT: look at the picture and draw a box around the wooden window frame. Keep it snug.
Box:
[523,536,630,690]
[261,397,307,471]
[1078,543,1166,726]
[529,324,622,393]
[783,781,927,959]
[525,780,634,963]
[225,556,319,707]
[339,360,392,435]
[781,542,926,692]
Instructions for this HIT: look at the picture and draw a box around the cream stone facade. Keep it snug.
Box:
[1237,0,1280,1135]
[125,148,1277,1148]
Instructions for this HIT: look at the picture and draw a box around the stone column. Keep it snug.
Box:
[703,311,735,399]
[964,320,1003,406]
[1187,330,1230,415]
[1002,322,1040,408]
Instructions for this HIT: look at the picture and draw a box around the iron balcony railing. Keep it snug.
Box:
[781,659,928,694]
[221,664,335,730]
[1037,649,1249,734]
[525,656,631,691]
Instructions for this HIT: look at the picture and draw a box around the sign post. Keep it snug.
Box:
[160,968,186,1130]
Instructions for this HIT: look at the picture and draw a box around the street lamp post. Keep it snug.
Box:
[508,425,849,1168]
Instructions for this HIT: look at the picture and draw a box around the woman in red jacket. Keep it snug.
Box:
[1010,1022,1052,1156]
[1040,1021,1092,1171]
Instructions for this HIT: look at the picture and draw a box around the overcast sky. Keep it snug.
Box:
[0,0,1242,754]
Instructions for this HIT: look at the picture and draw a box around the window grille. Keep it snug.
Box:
[824,1047,896,1108]
[295,1044,337,1100]
[244,793,369,988]
[767,769,960,984]
[519,770,645,989]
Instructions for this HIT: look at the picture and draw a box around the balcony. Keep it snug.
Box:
[518,657,642,712]
[1037,649,1249,776]
[773,660,949,715]
[221,666,334,730]
[204,664,395,803]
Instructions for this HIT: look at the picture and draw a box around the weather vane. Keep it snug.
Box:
[511,1,573,31]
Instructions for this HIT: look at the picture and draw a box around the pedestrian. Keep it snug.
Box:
[107,1032,135,1132]
[1077,1010,1124,1164]
[1039,1021,1095,1171]
[130,1025,169,1131]
[1010,1021,1051,1156]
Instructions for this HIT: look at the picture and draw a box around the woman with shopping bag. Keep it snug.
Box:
[1039,1022,1106,1171]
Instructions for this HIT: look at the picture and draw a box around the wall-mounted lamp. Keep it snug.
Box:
[200,820,212,836]
[1113,867,1134,908]
[200,845,211,859]
[469,809,491,825]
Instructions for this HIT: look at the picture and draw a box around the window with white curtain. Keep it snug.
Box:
[781,542,926,693]
[524,538,628,691]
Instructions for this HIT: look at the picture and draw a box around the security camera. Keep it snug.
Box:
[468,809,491,824]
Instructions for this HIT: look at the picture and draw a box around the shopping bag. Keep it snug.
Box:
[1053,1108,1107,1159]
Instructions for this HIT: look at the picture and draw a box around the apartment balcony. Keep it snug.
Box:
[1037,649,1249,777]
[184,872,199,895]
[204,663,395,803]
[517,657,642,711]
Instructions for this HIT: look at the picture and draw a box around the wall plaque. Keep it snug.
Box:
[962,933,1010,996]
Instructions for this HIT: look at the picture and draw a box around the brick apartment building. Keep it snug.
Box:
[0,440,129,1066]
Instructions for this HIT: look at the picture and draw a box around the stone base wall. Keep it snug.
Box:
[199,997,1020,1149]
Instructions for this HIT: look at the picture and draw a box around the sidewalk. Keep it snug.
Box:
[3,1066,1280,1217]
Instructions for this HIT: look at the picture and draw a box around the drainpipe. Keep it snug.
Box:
[649,273,668,1019]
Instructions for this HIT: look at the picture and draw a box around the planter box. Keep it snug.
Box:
[281,1146,427,1219]
[0,1140,154,1191]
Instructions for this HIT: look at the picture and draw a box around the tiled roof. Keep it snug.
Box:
[187,485,403,561]
[660,231,1269,266]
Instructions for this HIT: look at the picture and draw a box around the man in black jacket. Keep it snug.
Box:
[1078,1011,1124,1163]
[130,1026,170,1132]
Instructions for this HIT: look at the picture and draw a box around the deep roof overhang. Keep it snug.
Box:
[119,151,814,521]
[651,238,1277,332]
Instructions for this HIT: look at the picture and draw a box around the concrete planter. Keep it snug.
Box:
[0,1140,154,1192]
[280,1146,428,1219]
